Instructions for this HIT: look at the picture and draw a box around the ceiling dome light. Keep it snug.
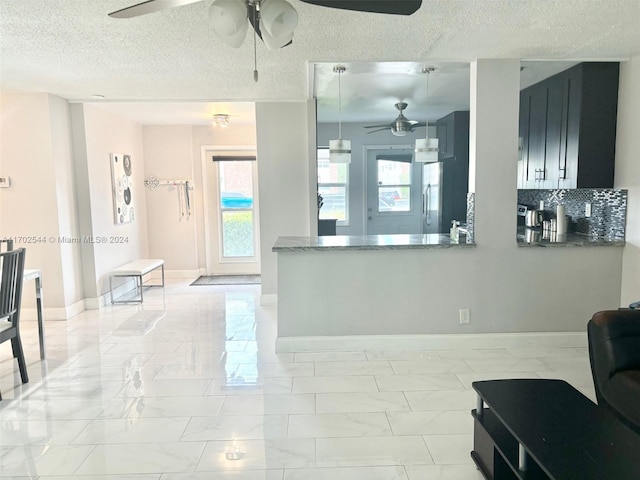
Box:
[259,0,298,50]
[212,114,230,127]
[209,0,249,48]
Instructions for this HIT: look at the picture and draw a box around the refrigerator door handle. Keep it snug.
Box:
[425,184,431,224]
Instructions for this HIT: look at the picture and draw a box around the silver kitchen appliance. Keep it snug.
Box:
[525,209,543,228]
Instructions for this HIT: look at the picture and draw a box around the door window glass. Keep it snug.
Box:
[377,159,411,212]
[218,161,255,258]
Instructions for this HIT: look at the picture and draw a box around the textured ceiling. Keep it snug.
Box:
[1,0,639,124]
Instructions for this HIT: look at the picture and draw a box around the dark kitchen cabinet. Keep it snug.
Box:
[436,111,470,230]
[518,62,619,189]
[437,113,454,160]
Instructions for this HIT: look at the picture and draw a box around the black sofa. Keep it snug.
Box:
[587,309,640,433]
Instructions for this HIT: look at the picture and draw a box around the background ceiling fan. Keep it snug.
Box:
[109,0,422,50]
[364,102,426,136]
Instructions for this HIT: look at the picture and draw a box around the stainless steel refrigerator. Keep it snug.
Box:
[422,162,442,234]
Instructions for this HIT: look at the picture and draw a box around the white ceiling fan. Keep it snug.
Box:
[109,0,423,51]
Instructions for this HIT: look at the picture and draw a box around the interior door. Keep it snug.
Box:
[205,149,260,275]
[366,148,423,235]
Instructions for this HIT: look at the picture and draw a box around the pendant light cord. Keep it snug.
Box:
[338,69,342,139]
[253,2,258,82]
[334,66,345,139]
[423,66,435,140]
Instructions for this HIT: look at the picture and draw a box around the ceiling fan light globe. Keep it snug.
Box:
[260,25,294,50]
[392,128,407,137]
[209,0,248,46]
[260,0,298,38]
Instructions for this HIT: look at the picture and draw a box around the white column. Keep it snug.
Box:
[615,56,640,306]
[469,59,521,248]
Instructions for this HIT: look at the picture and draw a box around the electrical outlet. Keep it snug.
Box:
[459,308,470,324]
[585,203,592,217]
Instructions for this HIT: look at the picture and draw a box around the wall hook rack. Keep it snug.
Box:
[144,175,194,191]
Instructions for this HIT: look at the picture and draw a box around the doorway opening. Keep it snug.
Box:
[366,147,423,235]
[203,147,260,275]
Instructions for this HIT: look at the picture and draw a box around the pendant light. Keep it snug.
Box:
[415,66,439,163]
[329,65,351,164]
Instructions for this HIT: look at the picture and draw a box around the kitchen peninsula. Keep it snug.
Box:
[273,227,624,353]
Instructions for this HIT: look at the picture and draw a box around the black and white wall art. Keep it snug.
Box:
[110,153,135,224]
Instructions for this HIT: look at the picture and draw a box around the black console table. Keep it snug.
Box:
[318,218,337,236]
[471,379,640,480]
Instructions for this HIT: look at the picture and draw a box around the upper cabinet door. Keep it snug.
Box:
[437,114,454,160]
[527,82,548,188]
[544,74,564,189]
[518,62,618,190]
[518,90,531,189]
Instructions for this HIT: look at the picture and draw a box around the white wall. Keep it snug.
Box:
[615,56,640,306]
[0,93,83,317]
[256,102,312,296]
[143,125,198,273]
[71,104,149,303]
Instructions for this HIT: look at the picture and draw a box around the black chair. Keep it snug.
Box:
[587,309,640,433]
[0,248,28,400]
[0,238,14,252]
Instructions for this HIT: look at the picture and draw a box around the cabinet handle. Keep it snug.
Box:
[535,168,546,181]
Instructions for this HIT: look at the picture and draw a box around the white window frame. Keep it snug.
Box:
[317,147,350,226]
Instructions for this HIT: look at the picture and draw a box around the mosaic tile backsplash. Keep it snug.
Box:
[466,193,475,242]
[518,189,627,239]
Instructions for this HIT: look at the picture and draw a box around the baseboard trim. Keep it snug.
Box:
[276,332,587,353]
[164,269,202,279]
[21,299,86,321]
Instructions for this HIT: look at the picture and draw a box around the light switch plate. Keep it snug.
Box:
[585,203,592,217]
[0,176,11,188]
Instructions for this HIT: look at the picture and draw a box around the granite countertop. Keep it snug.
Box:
[273,234,476,252]
[517,227,625,247]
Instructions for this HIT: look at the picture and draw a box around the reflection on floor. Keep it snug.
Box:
[0,280,596,479]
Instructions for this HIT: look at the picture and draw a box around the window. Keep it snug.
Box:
[217,159,257,258]
[317,148,349,225]
[377,158,411,212]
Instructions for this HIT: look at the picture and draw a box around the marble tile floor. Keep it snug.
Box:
[0,280,596,479]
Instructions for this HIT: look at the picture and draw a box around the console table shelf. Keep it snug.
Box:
[471,379,640,480]
[472,408,548,480]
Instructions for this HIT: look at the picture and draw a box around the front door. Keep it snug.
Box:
[366,148,423,235]
[204,149,260,275]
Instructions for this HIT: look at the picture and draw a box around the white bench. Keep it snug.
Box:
[109,259,165,304]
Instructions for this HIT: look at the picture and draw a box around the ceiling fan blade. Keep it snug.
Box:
[299,0,421,15]
[410,122,427,128]
[364,124,392,129]
[366,128,390,134]
[109,0,202,18]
